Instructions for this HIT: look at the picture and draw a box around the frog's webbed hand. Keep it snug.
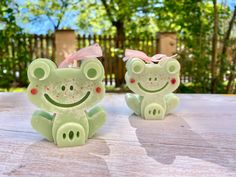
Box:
[31,110,54,141]
[165,93,179,115]
[87,106,106,138]
[125,93,142,115]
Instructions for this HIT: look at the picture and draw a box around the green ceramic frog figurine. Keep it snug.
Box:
[124,49,180,120]
[27,45,106,147]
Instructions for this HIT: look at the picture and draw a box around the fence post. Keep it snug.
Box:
[55,29,77,65]
[157,32,177,56]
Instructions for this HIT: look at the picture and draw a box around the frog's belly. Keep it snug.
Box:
[141,96,166,119]
[52,112,89,143]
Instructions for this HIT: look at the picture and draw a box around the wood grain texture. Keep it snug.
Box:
[0,93,236,177]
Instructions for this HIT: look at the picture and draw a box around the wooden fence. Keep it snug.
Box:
[0,34,162,89]
[0,34,54,88]
[30,35,55,60]
[77,35,160,88]
[1,33,235,92]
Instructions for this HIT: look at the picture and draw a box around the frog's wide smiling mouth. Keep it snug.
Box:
[138,82,168,93]
[44,91,90,108]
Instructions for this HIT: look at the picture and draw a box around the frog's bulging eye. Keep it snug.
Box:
[70,86,74,91]
[28,59,51,81]
[166,60,180,74]
[61,85,66,91]
[83,61,103,80]
[130,59,145,74]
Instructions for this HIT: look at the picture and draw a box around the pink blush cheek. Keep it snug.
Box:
[171,78,176,85]
[130,78,136,84]
[31,88,38,95]
[96,87,102,93]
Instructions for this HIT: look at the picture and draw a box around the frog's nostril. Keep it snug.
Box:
[70,85,73,91]
[154,77,157,81]
[149,78,152,81]
[61,85,65,91]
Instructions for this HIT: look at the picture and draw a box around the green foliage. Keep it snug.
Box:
[1,0,235,93]
[0,0,31,89]
[76,0,115,35]
[81,0,233,93]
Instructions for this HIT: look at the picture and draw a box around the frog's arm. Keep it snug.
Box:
[165,93,179,115]
[31,110,54,141]
[125,93,142,115]
[87,106,106,138]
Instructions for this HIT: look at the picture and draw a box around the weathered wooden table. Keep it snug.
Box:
[0,93,236,177]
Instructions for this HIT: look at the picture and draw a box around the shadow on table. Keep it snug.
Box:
[129,114,236,172]
[6,137,111,177]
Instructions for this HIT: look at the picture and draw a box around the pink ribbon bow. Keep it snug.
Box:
[59,43,103,68]
[123,49,168,63]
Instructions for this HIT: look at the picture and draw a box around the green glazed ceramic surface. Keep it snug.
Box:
[27,58,106,147]
[125,57,180,120]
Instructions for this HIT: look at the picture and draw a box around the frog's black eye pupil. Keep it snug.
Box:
[62,86,65,91]
[70,86,73,90]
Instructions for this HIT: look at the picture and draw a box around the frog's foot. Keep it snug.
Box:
[125,93,141,115]
[56,123,86,147]
[144,103,165,120]
[87,106,106,138]
[31,110,54,142]
[165,93,179,115]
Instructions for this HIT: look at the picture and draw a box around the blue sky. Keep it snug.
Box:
[15,0,80,34]
[6,0,236,35]
[223,0,236,10]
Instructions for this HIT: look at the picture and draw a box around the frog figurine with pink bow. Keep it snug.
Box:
[124,49,180,120]
[27,44,106,147]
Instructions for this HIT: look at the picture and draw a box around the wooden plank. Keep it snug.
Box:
[45,35,50,58]
[52,34,56,61]
[40,35,44,57]
[116,35,124,87]
[108,35,113,86]
[0,93,236,176]
[103,35,108,85]
[77,35,81,49]
[151,36,155,55]
[88,34,91,45]
[93,34,97,44]
[82,34,86,47]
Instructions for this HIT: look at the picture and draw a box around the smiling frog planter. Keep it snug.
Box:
[124,49,180,120]
[27,57,106,147]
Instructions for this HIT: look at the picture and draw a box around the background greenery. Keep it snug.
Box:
[0,0,236,93]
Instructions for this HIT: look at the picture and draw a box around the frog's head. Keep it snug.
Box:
[27,58,105,112]
[125,57,180,96]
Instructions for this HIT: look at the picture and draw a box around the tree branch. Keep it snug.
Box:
[226,48,236,93]
[211,0,218,93]
[220,6,236,79]
[101,0,115,23]
[55,0,69,29]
